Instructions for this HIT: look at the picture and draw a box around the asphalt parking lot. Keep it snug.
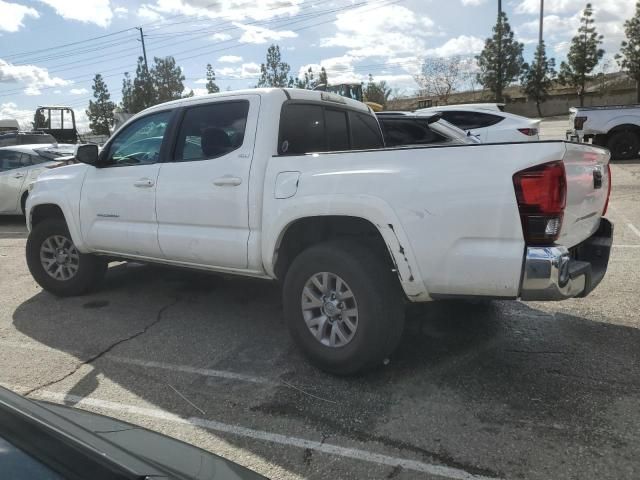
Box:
[1,122,639,479]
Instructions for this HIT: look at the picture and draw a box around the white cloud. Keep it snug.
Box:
[236,23,297,44]
[38,0,113,27]
[461,0,486,5]
[114,5,127,17]
[0,0,39,32]
[0,59,70,95]
[425,35,485,57]
[137,4,162,21]
[210,32,231,41]
[321,5,439,58]
[218,55,243,63]
[516,2,633,58]
[216,62,261,79]
[69,87,88,94]
[0,101,33,127]
[190,87,209,96]
[139,0,303,22]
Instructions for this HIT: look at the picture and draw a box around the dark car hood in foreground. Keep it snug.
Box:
[0,386,266,480]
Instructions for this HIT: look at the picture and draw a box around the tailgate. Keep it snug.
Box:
[559,143,610,247]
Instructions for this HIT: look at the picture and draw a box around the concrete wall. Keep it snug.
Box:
[505,89,638,118]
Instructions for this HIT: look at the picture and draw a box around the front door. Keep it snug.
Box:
[79,110,173,258]
[155,96,258,269]
[0,150,29,214]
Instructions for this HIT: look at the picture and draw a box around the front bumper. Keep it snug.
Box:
[520,218,613,301]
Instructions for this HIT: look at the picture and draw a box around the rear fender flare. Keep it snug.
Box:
[263,194,429,300]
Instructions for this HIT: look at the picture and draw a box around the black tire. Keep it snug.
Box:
[283,240,404,375]
[26,218,107,297]
[607,130,640,161]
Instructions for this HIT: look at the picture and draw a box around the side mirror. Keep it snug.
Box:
[75,144,99,166]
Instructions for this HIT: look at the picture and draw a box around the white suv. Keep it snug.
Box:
[416,104,541,143]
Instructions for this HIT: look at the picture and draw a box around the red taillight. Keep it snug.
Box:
[513,161,567,244]
[603,163,612,216]
[574,116,588,130]
[518,128,538,136]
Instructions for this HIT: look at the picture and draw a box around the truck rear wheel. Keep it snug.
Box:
[282,240,404,375]
[26,218,107,297]
[607,130,640,160]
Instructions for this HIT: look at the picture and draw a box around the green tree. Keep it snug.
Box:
[130,56,155,113]
[257,44,290,87]
[295,67,315,89]
[476,11,524,103]
[151,56,186,103]
[32,109,46,130]
[319,67,328,86]
[121,72,134,113]
[520,41,556,117]
[363,74,391,106]
[558,3,604,107]
[86,74,115,135]
[616,1,640,102]
[294,66,328,89]
[205,63,219,94]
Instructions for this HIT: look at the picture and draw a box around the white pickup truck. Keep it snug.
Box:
[568,105,640,160]
[25,88,613,374]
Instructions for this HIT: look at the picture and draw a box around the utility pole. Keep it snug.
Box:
[497,0,503,102]
[539,0,544,46]
[135,27,149,73]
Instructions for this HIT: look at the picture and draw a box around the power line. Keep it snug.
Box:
[0,0,402,99]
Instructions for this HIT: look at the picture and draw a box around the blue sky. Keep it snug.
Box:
[0,0,635,130]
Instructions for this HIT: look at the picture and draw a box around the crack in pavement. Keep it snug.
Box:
[23,297,181,397]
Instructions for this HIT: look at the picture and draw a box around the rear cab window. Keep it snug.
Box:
[278,102,383,155]
[379,118,447,147]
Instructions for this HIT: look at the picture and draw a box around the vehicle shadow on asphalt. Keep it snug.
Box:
[0,215,27,239]
[11,264,640,479]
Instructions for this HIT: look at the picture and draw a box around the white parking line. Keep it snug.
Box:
[627,223,640,239]
[0,341,276,386]
[18,388,499,480]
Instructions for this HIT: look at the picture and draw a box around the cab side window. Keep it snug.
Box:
[349,111,384,149]
[174,101,250,162]
[104,111,172,167]
[279,104,325,155]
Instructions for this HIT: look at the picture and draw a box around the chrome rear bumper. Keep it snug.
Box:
[520,218,613,301]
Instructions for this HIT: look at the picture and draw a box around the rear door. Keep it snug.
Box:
[155,96,258,269]
[560,143,611,247]
[0,150,29,213]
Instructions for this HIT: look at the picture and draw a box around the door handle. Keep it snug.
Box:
[213,175,242,187]
[12,173,25,179]
[134,178,154,188]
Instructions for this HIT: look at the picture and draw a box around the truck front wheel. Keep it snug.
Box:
[607,130,640,160]
[26,218,107,297]
[282,240,404,375]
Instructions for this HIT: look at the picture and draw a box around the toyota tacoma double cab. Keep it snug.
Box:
[25,88,613,374]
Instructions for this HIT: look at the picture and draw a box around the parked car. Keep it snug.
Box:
[415,104,540,142]
[0,144,75,215]
[376,111,480,147]
[568,105,640,160]
[0,385,265,480]
[0,131,57,147]
[26,88,612,374]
